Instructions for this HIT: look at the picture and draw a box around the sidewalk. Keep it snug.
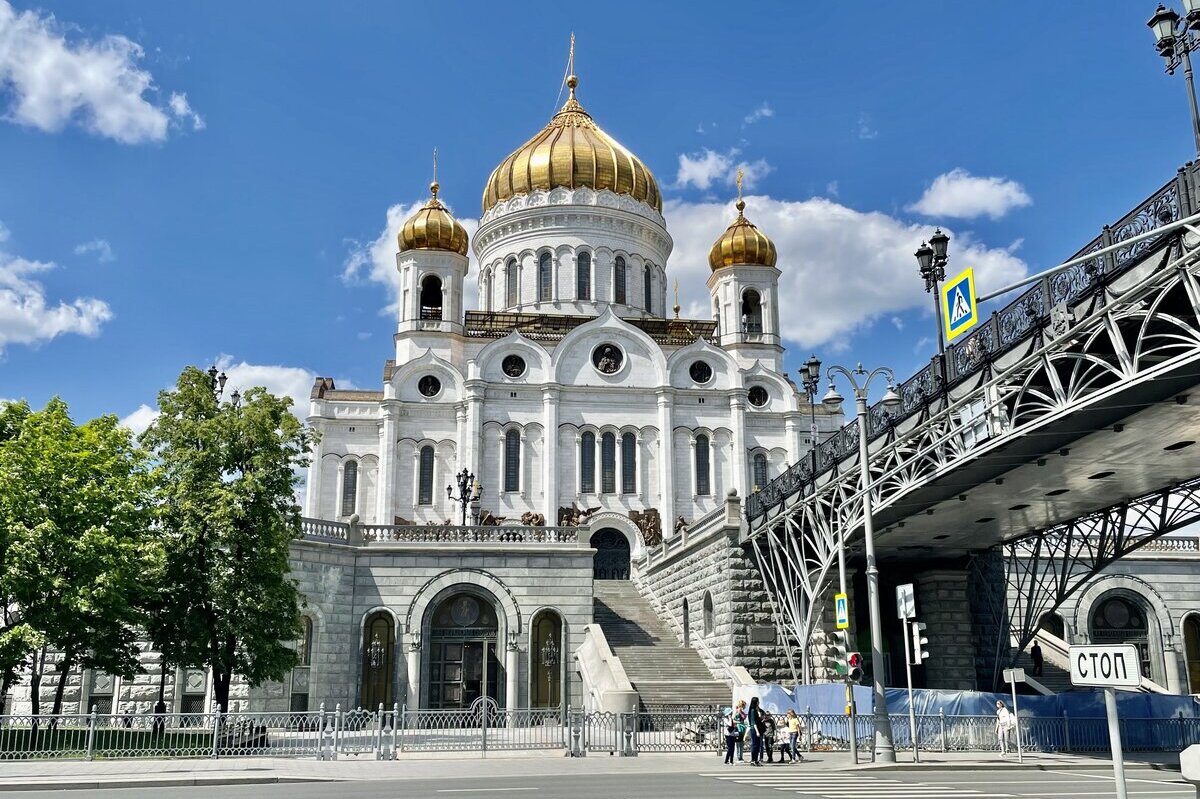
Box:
[0,749,1180,791]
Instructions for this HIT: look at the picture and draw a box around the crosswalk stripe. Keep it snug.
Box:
[698,772,1016,798]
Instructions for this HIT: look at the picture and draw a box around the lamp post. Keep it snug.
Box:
[206,365,240,406]
[800,354,823,464]
[914,228,950,362]
[447,468,480,526]
[823,363,902,762]
[1148,2,1200,159]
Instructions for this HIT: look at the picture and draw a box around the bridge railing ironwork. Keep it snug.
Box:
[748,165,1197,523]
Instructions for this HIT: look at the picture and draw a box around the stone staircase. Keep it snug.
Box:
[592,580,730,709]
[1011,649,1073,694]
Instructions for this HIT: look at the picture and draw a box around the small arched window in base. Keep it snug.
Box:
[703,592,714,637]
[360,612,395,710]
[531,610,563,709]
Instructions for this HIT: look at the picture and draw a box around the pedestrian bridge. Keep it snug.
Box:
[746,164,1200,659]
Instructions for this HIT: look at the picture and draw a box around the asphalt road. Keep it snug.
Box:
[0,766,1189,798]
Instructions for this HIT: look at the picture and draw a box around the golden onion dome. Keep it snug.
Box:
[398,182,469,256]
[708,198,778,271]
[482,75,662,214]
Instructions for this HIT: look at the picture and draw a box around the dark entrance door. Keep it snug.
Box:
[429,593,501,709]
[590,528,630,580]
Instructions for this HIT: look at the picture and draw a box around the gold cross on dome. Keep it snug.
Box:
[736,167,744,202]
[432,147,438,183]
[568,32,575,76]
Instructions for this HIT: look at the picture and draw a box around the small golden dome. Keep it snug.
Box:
[482,75,662,214]
[708,198,778,271]
[399,181,469,256]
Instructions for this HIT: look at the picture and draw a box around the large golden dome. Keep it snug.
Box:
[399,182,469,256]
[482,75,662,214]
[708,198,778,271]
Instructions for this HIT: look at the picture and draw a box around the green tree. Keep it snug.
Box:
[142,367,312,712]
[0,399,158,715]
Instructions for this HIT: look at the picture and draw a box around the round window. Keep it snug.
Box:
[592,344,624,375]
[501,354,527,378]
[418,375,442,397]
[689,360,713,384]
[747,385,769,407]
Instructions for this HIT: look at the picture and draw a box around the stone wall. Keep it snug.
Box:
[915,569,976,690]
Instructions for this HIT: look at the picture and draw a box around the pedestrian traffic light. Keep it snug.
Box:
[826,630,850,677]
[846,651,863,683]
[910,621,930,666]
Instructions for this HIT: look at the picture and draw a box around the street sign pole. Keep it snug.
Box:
[1105,688,1128,799]
[1010,675,1022,763]
[901,618,919,762]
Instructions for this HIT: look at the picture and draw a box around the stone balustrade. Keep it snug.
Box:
[299,517,581,546]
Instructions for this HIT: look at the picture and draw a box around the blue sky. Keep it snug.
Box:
[0,1,1191,426]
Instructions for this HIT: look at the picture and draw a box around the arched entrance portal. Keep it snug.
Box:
[1090,593,1153,679]
[429,592,501,709]
[590,528,630,580]
[530,610,563,708]
[360,612,395,710]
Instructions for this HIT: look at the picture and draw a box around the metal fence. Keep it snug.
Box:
[0,706,1197,760]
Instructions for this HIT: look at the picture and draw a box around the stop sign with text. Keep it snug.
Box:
[1069,644,1141,688]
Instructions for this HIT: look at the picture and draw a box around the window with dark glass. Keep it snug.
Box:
[341,460,358,515]
[577,251,591,300]
[601,432,616,494]
[483,271,492,312]
[621,432,636,494]
[504,430,520,492]
[418,375,441,397]
[748,385,769,407]
[501,354,526,378]
[420,275,443,320]
[419,446,435,505]
[538,251,553,302]
[580,432,595,493]
[703,592,715,636]
[695,435,710,496]
[614,257,627,304]
[298,616,313,666]
[689,360,712,384]
[506,259,518,306]
[643,265,652,310]
[753,453,768,491]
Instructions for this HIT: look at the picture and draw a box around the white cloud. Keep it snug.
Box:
[0,228,112,354]
[663,195,1027,348]
[857,112,878,140]
[674,147,772,191]
[168,91,204,130]
[825,181,839,198]
[891,316,904,331]
[0,1,199,144]
[0,221,8,243]
[743,102,773,126]
[343,200,481,316]
[908,168,1032,220]
[119,403,158,436]
[73,238,114,262]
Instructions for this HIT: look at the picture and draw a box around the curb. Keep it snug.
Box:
[0,776,335,792]
[836,760,1180,773]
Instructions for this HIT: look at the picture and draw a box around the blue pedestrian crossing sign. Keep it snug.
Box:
[834,593,849,630]
[942,267,978,342]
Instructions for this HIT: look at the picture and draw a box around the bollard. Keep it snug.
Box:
[569,707,584,757]
[620,711,637,757]
[85,707,97,761]
[376,703,385,760]
[805,706,813,753]
[390,703,400,760]
[210,704,222,759]
[939,709,947,753]
[399,704,407,755]
[317,702,326,761]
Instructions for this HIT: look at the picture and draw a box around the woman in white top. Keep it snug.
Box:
[995,700,1015,757]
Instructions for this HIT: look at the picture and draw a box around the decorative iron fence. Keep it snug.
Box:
[0,706,1196,760]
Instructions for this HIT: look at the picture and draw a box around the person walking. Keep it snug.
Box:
[747,697,765,766]
[733,700,747,762]
[995,700,1015,757]
[785,709,804,763]
[723,707,739,764]
[1030,641,1044,678]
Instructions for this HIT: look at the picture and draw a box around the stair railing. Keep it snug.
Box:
[1014,628,1171,694]
[631,572,754,688]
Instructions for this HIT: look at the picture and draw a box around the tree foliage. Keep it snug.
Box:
[0,398,158,714]
[141,367,312,711]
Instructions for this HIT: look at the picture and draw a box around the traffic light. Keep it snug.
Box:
[826,630,850,677]
[910,621,930,666]
[847,651,863,683]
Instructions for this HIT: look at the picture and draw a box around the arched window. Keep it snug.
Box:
[538,251,553,302]
[360,611,395,710]
[695,435,710,496]
[1091,593,1153,678]
[580,432,596,493]
[504,430,520,492]
[418,446,435,505]
[753,453,768,491]
[420,275,443,320]
[614,256,627,304]
[1185,615,1200,693]
[341,460,358,516]
[506,258,518,307]
[577,252,591,300]
[643,265,652,311]
[483,270,492,312]
[703,592,715,636]
[742,289,763,333]
[601,432,617,494]
[298,616,313,666]
[621,432,636,494]
[531,610,563,708]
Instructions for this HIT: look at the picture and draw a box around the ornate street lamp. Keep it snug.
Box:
[206,365,240,405]
[447,468,479,526]
[800,354,823,470]
[914,228,950,362]
[1148,2,1200,158]
[823,363,902,763]
[540,634,559,667]
[366,633,385,670]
